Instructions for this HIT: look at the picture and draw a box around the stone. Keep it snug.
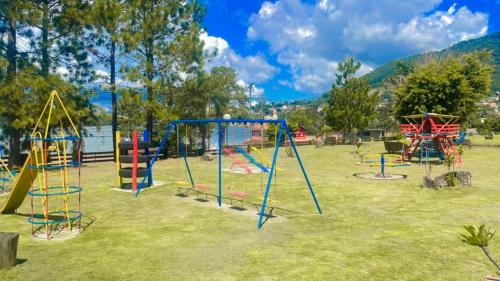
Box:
[433,175,448,188]
[456,171,472,186]
[423,176,434,188]
[200,153,215,161]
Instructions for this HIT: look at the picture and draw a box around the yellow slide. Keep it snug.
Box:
[0,152,39,214]
[251,146,281,172]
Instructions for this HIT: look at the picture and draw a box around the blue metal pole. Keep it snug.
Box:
[136,122,174,196]
[143,129,153,187]
[283,122,322,214]
[258,122,284,230]
[381,154,385,178]
[218,122,222,207]
[179,129,195,187]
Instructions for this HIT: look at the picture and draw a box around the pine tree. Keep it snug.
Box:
[121,0,204,143]
[90,0,126,160]
[25,0,94,82]
[326,57,379,141]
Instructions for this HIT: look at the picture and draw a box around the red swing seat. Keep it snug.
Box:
[194,184,209,189]
[230,191,248,198]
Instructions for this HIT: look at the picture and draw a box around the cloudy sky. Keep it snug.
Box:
[200,0,500,101]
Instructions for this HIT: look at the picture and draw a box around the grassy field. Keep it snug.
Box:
[470,134,500,146]
[1,142,500,280]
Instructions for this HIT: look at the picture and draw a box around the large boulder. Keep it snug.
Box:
[423,171,472,189]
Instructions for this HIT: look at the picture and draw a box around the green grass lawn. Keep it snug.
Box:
[470,134,500,146]
[1,142,500,280]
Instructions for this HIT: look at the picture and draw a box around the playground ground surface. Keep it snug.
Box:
[1,142,500,280]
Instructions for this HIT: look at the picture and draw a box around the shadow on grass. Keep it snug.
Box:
[166,185,315,216]
[16,259,27,265]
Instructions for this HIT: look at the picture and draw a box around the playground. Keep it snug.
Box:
[1,141,500,280]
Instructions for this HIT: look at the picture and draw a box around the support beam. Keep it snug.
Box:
[136,122,174,195]
[218,122,222,207]
[258,122,284,229]
[284,123,322,215]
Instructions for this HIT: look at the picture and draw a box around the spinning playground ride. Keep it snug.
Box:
[400,113,462,165]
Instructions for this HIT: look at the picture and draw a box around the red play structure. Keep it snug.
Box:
[400,113,462,165]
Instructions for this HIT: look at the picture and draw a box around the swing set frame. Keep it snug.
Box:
[135,119,322,229]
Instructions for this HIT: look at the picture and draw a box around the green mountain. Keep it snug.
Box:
[364,32,500,92]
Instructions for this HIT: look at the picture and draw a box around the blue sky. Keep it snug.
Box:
[200,0,500,101]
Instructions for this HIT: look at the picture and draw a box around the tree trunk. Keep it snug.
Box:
[8,129,22,167]
[6,10,22,167]
[0,232,19,268]
[110,40,117,162]
[482,246,500,271]
[41,0,50,78]
[146,46,154,145]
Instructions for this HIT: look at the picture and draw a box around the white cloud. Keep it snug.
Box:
[56,66,69,76]
[200,30,278,84]
[248,0,488,94]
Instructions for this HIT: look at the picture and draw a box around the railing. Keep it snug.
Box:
[400,123,460,135]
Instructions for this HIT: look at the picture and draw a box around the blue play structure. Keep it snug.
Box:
[135,119,322,230]
[235,146,269,173]
[453,132,466,144]
[419,139,445,163]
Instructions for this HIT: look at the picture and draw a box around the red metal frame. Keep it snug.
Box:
[132,131,138,191]
[400,113,462,165]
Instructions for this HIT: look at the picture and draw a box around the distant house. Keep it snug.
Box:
[294,126,308,140]
[360,129,386,141]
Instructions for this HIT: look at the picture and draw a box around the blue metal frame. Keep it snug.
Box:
[135,119,322,229]
[218,122,223,207]
[257,122,284,229]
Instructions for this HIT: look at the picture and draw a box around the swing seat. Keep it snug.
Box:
[194,184,209,189]
[230,191,248,198]
[175,181,190,187]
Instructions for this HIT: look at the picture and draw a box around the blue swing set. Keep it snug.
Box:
[135,119,322,230]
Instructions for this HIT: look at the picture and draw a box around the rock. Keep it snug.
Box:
[433,175,448,188]
[456,171,472,186]
[423,176,434,188]
[200,153,215,161]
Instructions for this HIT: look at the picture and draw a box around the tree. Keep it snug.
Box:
[394,51,493,121]
[117,89,146,138]
[205,67,245,118]
[90,0,126,160]
[335,56,360,87]
[0,0,96,165]
[172,66,245,153]
[286,109,312,133]
[121,0,204,143]
[326,57,379,140]
[25,0,94,82]
[0,0,29,165]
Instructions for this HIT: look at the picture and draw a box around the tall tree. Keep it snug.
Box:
[0,0,32,165]
[26,0,94,82]
[90,0,125,160]
[0,0,96,165]
[121,0,204,143]
[394,51,493,121]
[335,56,361,87]
[326,57,379,140]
